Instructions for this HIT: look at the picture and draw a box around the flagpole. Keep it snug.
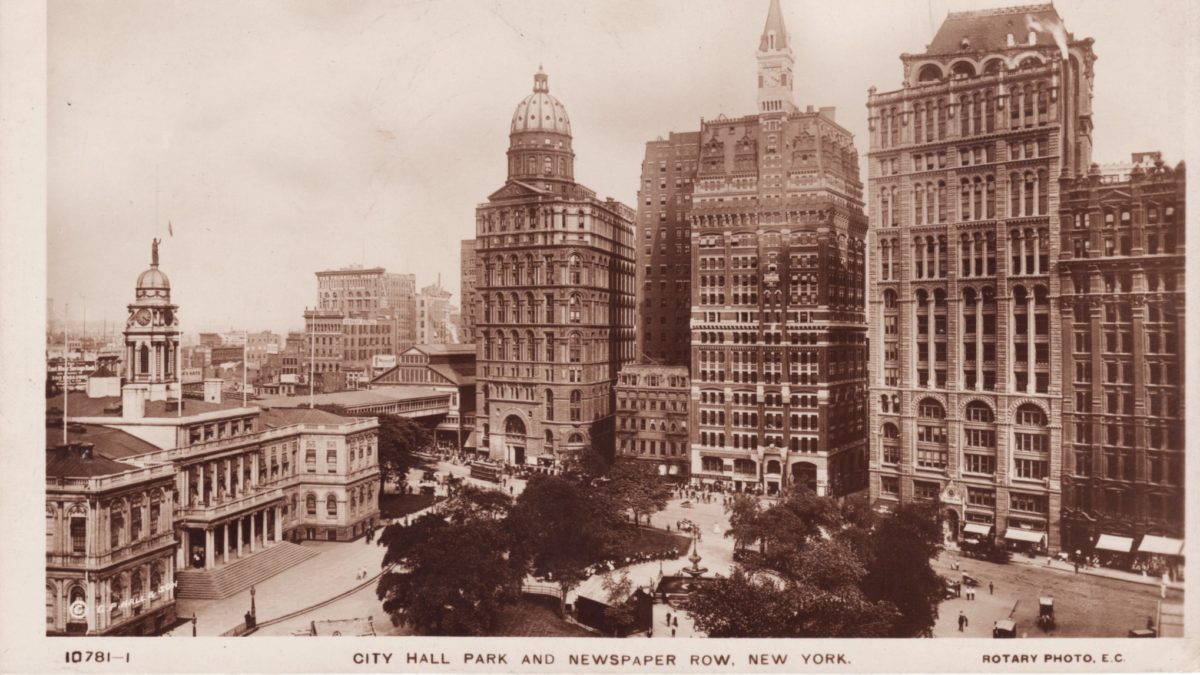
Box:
[309,315,315,409]
[63,303,69,445]
[243,339,248,407]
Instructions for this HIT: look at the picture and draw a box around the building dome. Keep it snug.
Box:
[136,266,171,291]
[510,67,571,136]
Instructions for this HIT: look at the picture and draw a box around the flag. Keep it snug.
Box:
[1026,13,1069,61]
[168,221,174,237]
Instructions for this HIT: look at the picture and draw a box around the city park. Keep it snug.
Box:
[168,414,1175,639]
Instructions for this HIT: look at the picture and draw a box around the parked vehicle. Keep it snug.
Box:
[1037,596,1055,631]
[993,620,1017,638]
[1127,629,1157,638]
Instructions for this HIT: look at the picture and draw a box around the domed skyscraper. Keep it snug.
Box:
[471,68,635,467]
[506,67,575,186]
[124,238,181,402]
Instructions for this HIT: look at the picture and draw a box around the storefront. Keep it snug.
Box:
[1003,526,1046,554]
[1135,535,1184,580]
[1093,533,1135,569]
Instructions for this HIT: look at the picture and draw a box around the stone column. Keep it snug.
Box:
[1032,175,1040,215]
[983,236,990,275]
[237,456,244,496]
[921,241,929,279]
[224,460,232,502]
[933,238,940,278]
[249,511,257,553]
[968,237,977,277]
[1019,180,1027,218]
[1026,294,1037,393]
[274,506,283,543]
[1033,233,1041,275]
[1014,232,1024,275]
[251,453,259,487]
[236,517,243,558]
[975,295,985,390]
[204,528,214,570]
[197,464,205,506]
[927,296,937,388]
[222,522,230,565]
[176,530,187,569]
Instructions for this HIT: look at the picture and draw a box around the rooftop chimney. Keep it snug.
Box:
[204,378,223,404]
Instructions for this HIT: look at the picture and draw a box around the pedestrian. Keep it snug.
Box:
[988,581,993,595]
[666,612,672,626]
[671,627,676,637]
[1074,561,1079,574]
[957,611,968,632]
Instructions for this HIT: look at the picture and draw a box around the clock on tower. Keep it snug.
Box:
[756,0,796,114]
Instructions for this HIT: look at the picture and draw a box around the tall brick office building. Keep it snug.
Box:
[866,5,1096,553]
[637,0,869,495]
[1058,155,1185,559]
[473,68,635,466]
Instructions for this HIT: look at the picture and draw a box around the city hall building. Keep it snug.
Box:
[46,245,381,636]
[472,68,636,465]
[866,5,1096,553]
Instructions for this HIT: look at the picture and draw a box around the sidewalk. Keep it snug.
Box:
[1007,552,1184,591]
[168,500,443,637]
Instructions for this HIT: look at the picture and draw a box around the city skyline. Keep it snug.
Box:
[48,0,1186,335]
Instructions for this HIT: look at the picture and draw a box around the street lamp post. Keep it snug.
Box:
[250,585,256,618]
[191,612,197,637]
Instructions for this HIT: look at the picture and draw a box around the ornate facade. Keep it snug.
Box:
[866,4,1096,553]
[474,68,636,465]
[685,0,869,496]
[47,246,381,634]
[615,364,690,477]
[1058,155,1186,556]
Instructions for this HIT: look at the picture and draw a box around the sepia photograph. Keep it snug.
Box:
[2,0,1197,671]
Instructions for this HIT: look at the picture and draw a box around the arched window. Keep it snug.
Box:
[109,577,124,619]
[568,294,581,323]
[916,398,948,469]
[568,333,581,363]
[139,344,149,374]
[570,390,582,421]
[544,389,554,420]
[568,255,581,284]
[306,493,317,515]
[326,493,337,516]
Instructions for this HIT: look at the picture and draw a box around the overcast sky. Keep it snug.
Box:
[48,0,1187,336]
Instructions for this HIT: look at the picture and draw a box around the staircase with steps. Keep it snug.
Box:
[176,542,319,600]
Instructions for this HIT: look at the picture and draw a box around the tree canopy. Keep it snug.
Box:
[376,513,523,635]
[693,489,944,637]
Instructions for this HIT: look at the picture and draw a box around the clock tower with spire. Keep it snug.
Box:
[124,238,181,402]
[757,0,796,114]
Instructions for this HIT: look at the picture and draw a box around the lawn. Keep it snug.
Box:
[492,596,597,637]
[378,493,442,519]
[612,525,692,559]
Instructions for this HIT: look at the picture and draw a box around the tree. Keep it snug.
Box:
[858,501,945,637]
[723,493,763,551]
[441,484,512,524]
[376,512,522,635]
[507,475,616,616]
[686,545,901,638]
[601,460,672,526]
[599,570,636,636]
[376,413,432,485]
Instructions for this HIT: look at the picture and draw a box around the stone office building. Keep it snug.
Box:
[664,0,869,495]
[615,364,690,478]
[474,67,636,466]
[1057,154,1185,559]
[866,4,1096,553]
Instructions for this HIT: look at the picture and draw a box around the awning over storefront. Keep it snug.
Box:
[463,431,478,448]
[963,523,992,536]
[1095,534,1135,553]
[1137,535,1184,557]
[1004,528,1045,544]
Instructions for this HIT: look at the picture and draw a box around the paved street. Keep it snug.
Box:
[930,551,1178,638]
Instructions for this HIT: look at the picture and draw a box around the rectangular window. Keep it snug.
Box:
[1015,458,1048,480]
[913,481,940,501]
[963,453,996,475]
[880,476,899,496]
[967,488,995,508]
